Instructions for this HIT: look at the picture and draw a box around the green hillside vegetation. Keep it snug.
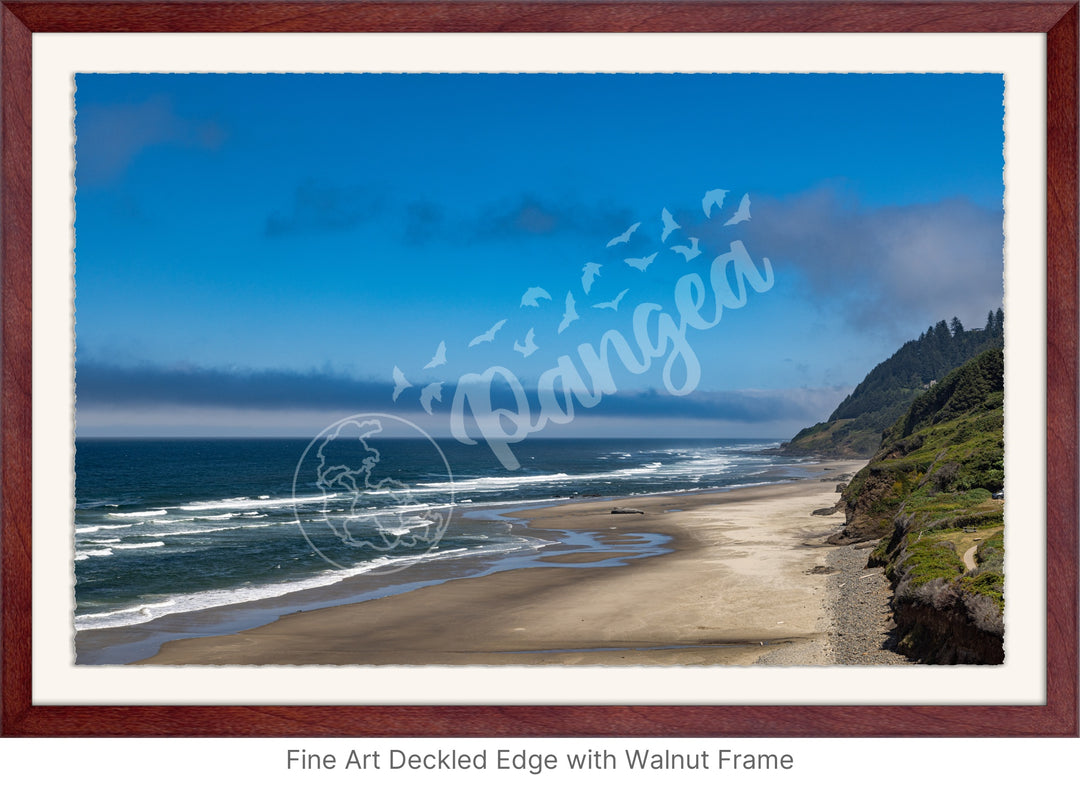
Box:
[839,348,1004,663]
[782,310,1004,457]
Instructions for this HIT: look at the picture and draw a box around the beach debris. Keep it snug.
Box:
[610,507,645,515]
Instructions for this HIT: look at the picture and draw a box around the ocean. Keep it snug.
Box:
[74,436,813,662]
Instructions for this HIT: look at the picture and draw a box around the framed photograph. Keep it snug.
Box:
[2,1,1076,737]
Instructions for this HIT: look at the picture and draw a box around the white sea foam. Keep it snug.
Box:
[142,525,238,538]
[74,556,418,631]
[74,534,539,631]
[75,548,114,561]
[107,509,166,519]
[179,494,327,512]
[112,541,165,551]
[416,454,744,497]
[76,599,179,624]
[413,464,657,495]
[75,522,134,533]
[142,522,276,538]
[373,516,436,536]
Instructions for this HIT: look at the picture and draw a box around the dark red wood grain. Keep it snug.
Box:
[1,2,1076,33]
[1,0,33,740]
[1044,0,1079,743]
[1,1,1076,737]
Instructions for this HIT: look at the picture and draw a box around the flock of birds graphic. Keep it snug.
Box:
[392,188,751,414]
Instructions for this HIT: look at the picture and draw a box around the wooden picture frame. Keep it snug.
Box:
[2,1,1076,737]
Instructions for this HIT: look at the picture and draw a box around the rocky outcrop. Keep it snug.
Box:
[824,349,1005,664]
[893,600,1003,664]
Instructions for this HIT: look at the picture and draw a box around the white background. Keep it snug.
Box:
[4,737,1077,788]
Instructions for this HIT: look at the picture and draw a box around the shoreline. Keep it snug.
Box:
[130,459,888,666]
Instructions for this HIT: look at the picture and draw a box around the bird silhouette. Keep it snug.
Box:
[520,286,552,307]
[702,188,729,219]
[391,366,412,402]
[593,289,629,311]
[606,222,640,247]
[419,382,444,415]
[581,262,602,294]
[557,292,579,334]
[625,252,657,272]
[671,237,701,262]
[423,340,447,369]
[724,193,751,226]
[514,328,538,357]
[468,318,507,347]
[660,208,680,242]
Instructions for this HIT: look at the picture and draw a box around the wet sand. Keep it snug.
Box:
[136,460,864,666]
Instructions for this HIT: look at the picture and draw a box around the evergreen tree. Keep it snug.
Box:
[785,308,1005,457]
[826,310,1005,423]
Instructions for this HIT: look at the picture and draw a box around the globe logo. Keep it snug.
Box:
[293,413,454,572]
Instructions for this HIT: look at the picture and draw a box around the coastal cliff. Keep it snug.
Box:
[782,311,1004,459]
[830,348,1005,664]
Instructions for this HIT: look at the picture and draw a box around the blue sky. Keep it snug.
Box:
[74,72,1004,443]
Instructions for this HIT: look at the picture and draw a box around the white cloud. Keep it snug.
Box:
[702,186,1004,334]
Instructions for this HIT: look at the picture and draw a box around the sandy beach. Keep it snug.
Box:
[132,460,878,666]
